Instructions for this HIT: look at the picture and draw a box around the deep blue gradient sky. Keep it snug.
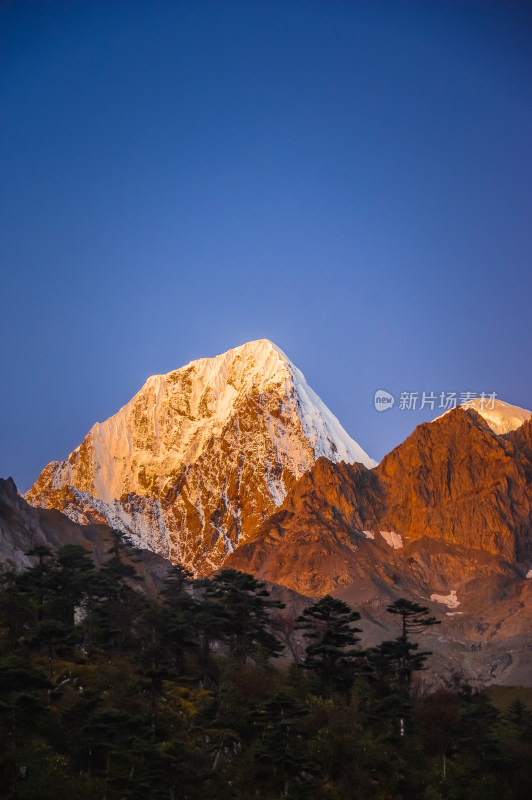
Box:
[1,0,531,491]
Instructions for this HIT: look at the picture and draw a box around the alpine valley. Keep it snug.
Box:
[5,339,532,685]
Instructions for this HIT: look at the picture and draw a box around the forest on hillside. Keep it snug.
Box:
[1,533,531,800]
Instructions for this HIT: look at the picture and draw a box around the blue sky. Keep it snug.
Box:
[1,0,531,490]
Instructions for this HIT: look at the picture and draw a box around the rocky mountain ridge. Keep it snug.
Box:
[0,477,169,594]
[226,407,532,684]
[12,340,532,683]
[25,340,374,573]
[228,408,532,584]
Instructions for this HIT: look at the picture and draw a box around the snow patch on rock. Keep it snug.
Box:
[380,530,403,549]
[431,590,460,608]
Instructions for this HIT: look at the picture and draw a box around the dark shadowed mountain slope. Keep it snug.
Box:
[0,478,170,594]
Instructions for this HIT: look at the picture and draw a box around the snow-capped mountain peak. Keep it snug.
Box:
[464,398,531,435]
[26,340,374,573]
[435,397,531,435]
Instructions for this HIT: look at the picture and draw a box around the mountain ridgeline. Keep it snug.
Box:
[7,340,532,685]
[25,340,374,573]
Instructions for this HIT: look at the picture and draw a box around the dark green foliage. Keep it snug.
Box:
[504,699,532,737]
[368,598,441,693]
[297,594,362,696]
[249,692,317,796]
[198,569,285,664]
[0,547,531,799]
[368,635,433,694]
[386,597,441,639]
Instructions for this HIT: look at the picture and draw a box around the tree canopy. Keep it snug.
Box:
[0,548,529,799]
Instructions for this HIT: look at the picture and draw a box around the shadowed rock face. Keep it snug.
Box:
[25,340,374,574]
[1,477,109,570]
[0,478,171,595]
[226,408,532,685]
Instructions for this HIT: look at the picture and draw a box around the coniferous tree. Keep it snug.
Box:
[1,545,530,800]
[17,546,56,623]
[0,655,53,790]
[503,698,532,738]
[90,530,146,655]
[368,599,440,694]
[386,598,440,640]
[0,567,35,655]
[159,565,199,674]
[198,569,284,664]
[51,545,97,627]
[296,595,363,697]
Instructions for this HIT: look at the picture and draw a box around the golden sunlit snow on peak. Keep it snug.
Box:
[26,340,374,573]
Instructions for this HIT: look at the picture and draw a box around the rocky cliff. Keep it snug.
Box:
[226,406,532,684]
[228,406,532,585]
[26,340,374,573]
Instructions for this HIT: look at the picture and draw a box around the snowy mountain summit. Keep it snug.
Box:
[465,397,531,435]
[435,397,531,435]
[26,339,374,573]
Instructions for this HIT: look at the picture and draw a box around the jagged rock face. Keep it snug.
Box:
[226,407,532,685]
[26,340,374,574]
[227,407,532,591]
[506,418,532,473]
[226,458,384,595]
[377,408,532,562]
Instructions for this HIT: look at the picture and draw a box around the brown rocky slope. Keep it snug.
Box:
[227,408,532,685]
